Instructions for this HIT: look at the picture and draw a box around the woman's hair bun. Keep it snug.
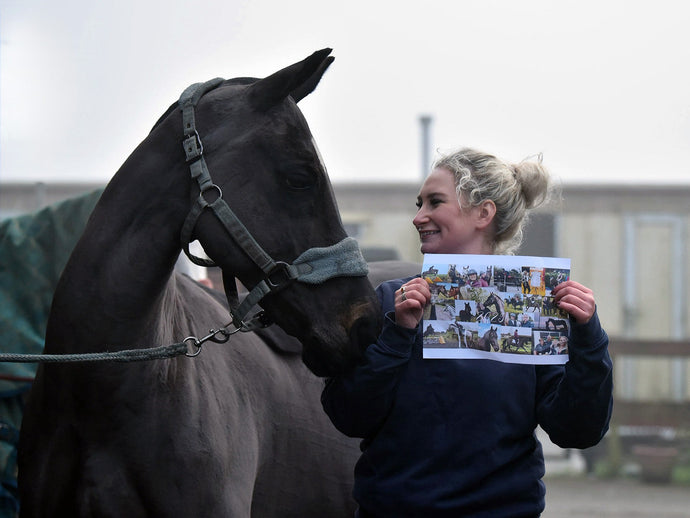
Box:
[511,158,550,209]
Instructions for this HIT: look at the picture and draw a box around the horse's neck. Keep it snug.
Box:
[47,143,190,351]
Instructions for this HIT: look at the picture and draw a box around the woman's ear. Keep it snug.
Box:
[474,200,497,230]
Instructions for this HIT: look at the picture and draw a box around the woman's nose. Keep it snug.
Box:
[413,207,427,226]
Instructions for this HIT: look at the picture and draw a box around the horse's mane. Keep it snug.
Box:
[150,103,179,132]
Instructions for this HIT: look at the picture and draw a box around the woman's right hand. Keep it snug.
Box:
[552,280,596,325]
[395,278,431,329]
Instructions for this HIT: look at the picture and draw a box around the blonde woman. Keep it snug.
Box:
[322,148,612,517]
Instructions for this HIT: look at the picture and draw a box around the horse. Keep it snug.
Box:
[473,326,499,352]
[457,302,474,322]
[501,335,532,354]
[422,265,438,277]
[542,296,564,317]
[448,264,460,283]
[509,294,523,311]
[447,286,461,299]
[524,295,541,313]
[479,291,506,325]
[18,49,384,518]
[545,318,569,332]
[449,322,473,348]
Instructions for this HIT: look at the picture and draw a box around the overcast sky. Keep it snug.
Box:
[1,0,689,186]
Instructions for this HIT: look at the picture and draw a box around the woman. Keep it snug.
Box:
[466,269,488,287]
[554,336,569,355]
[321,148,613,517]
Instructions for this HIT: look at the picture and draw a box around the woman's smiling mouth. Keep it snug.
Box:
[417,229,439,239]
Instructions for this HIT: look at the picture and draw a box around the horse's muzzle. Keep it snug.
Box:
[302,305,382,378]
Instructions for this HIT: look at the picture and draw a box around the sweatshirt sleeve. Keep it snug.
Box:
[535,309,614,449]
[321,279,417,438]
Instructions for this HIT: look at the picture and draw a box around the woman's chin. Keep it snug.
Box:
[420,242,443,255]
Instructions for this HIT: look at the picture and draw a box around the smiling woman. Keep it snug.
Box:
[322,146,613,517]
[414,148,550,256]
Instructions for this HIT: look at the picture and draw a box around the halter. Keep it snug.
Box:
[178,79,369,332]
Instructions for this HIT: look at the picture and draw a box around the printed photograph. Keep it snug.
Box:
[421,254,572,365]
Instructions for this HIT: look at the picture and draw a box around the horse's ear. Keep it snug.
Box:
[289,53,335,103]
[247,48,334,111]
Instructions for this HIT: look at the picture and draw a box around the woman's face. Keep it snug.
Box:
[413,168,486,255]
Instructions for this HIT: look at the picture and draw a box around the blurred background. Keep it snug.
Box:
[1,1,689,516]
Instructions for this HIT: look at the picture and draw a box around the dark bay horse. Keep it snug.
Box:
[545,318,569,332]
[477,291,505,325]
[474,326,499,352]
[18,49,383,517]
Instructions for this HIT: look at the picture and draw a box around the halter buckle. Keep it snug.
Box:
[183,130,204,162]
[266,261,294,289]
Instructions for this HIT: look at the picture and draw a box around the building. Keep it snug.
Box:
[3,180,690,464]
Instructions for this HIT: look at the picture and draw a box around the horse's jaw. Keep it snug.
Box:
[259,284,382,378]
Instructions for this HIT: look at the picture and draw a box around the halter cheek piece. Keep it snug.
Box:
[178,79,369,332]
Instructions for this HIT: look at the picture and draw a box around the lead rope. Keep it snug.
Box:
[0,344,188,363]
[0,325,236,364]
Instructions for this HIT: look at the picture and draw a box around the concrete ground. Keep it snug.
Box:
[543,477,690,517]
[541,435,689,517]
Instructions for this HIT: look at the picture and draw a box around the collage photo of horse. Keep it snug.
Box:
[420,254,572,365]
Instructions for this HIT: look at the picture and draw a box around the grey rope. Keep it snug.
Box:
[0,342,188,363]
[0,325,236,364]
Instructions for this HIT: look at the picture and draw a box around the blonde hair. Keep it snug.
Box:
[432,147,551,255]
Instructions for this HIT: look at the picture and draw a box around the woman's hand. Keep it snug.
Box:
[395,278,431,329]
[552,280,595,325]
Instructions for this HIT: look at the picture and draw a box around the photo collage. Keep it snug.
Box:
[420,254,572,365]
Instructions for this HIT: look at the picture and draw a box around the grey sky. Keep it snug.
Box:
[1,0,689,185]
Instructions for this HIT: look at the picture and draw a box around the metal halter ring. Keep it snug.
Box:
[199,184,223,206]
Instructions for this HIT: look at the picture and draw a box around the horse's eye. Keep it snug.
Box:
[285,173,314,191]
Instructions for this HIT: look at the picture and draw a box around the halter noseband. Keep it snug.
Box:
[178,79,369,332]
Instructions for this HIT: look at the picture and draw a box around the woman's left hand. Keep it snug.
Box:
[552,280,595,325]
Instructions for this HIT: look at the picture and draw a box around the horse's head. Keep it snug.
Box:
[157,50,381,376]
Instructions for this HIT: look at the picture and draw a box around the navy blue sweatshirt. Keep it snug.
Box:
[322,276,613,517]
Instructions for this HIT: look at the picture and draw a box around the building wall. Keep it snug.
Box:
[335,182,690,405]
[3,180,690,403]
[333,182,423,263]
[552,187,690,402]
